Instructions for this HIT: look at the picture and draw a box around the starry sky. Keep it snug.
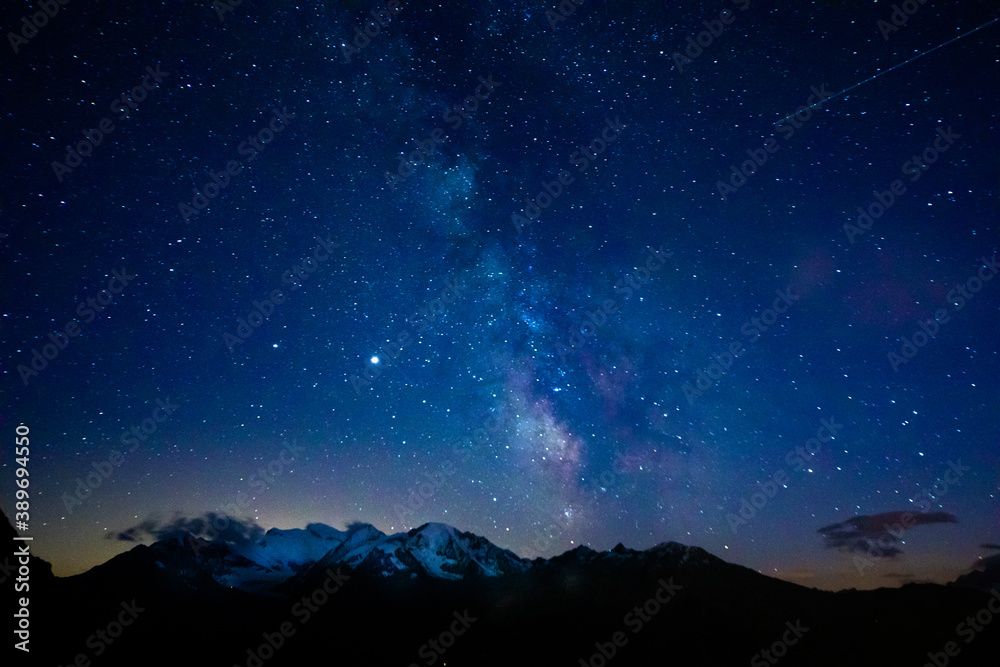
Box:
[2,0,998,592]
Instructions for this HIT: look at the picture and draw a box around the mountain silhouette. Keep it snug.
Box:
[6,507,999,666]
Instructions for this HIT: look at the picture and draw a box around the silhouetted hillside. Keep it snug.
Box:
[7,508,999,666]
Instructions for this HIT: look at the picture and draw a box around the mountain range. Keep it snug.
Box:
[5,508,999,666]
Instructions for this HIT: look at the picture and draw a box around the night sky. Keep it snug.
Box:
[2,0,998,592]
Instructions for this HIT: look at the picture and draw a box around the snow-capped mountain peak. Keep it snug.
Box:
[242,524,347,569]
[394,522,529,579]
[137,520,717,592]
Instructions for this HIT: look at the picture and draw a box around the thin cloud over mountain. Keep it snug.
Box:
[112,512,265,546]
[818,511,957,559]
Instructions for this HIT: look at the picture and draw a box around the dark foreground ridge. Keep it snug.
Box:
[6,508,999,667]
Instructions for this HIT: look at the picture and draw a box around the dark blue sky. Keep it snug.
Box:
[2,0,998,591]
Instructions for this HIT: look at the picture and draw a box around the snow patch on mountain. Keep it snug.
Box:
[236,523,348,572]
